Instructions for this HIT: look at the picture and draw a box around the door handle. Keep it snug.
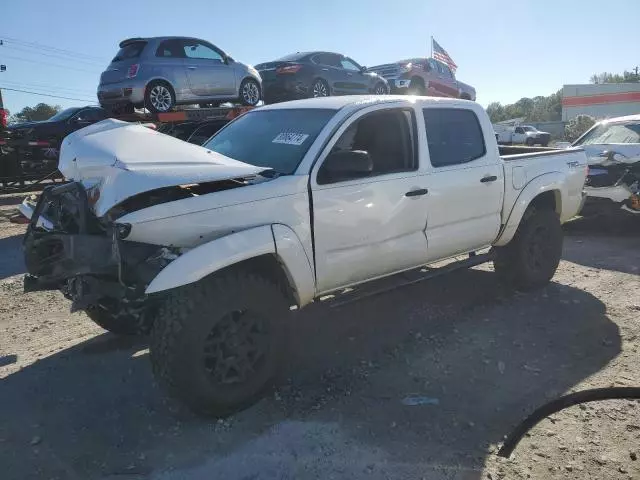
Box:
[187,66,197,70]
[405,188,429,197]
[480,175,498,183]
[321,68,329,71]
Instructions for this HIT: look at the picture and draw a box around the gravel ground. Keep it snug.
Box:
[0,192,639,480]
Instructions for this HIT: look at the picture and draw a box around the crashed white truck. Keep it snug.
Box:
[22,96,588,416]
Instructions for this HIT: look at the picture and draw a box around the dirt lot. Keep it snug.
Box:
[1,192,639,480]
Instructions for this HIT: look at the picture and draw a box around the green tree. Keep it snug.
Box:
[486,90,562,123]
[590,71,640,84]
[11,103,60,123]
[565,115,596,142]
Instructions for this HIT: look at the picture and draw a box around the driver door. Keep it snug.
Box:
[311,105,429,293]
[181,39,236,96]
[339,57,369,94]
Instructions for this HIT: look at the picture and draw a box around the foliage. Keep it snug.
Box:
[590,71,640,84]
[10,103,61,123]
[486,90,562,123]
[565,115,596,142]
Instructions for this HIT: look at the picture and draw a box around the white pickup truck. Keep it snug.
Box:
[22,96,588,416]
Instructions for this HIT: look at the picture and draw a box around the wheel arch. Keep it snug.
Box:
[145,225,315,307]
[494,173,564,247]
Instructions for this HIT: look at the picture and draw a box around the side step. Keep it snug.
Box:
[328,251,495,308]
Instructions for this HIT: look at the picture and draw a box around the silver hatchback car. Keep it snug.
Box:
[97,37,262,113]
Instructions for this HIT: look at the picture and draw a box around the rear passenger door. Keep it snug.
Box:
[311,106,429,293]
[419,107,503,261]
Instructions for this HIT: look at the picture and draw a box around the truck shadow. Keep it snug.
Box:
[0,234,26,280]
[0,269,620,480]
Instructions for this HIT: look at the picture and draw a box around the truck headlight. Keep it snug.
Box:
[399,63,412,73]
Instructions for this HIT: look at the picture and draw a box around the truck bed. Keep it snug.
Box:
[499,145,560,157]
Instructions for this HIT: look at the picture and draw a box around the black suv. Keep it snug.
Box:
[256,51,388,104]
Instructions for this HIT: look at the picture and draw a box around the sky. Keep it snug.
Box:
[1,0,639,115]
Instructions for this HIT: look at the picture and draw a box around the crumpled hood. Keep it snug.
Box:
[59,119,267,217]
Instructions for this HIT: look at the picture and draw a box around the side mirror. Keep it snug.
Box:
[360,66,367,72]
[319,150,373,184]
[225,55,235,64]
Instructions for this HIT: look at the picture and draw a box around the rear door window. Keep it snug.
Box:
[155,39,185,58]
[112,42,147,62]
[423,108,486,167]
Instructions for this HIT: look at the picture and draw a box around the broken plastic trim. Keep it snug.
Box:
[499,387,640,458]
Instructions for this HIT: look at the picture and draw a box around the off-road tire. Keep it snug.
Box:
[86,301,154,335]
[150,271,289,417]
[493,207,563,290]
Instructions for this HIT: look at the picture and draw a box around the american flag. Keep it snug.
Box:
[432,38,458,73]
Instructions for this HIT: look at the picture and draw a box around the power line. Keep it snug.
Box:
[0,34,104,61]
[0,86,96,103]
[0,79,96,95]
[0,54,101,74]
[2,43,105,66]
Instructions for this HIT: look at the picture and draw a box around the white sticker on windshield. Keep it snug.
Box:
[272,132,309,146]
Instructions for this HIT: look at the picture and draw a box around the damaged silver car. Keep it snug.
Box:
[574,114,640,216]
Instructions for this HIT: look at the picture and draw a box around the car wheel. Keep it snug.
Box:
[493,207,563,290]
[407,79,426,96]
[150,270,289,417]
[145,81,175,113]
[239,78,261,106]
[525,137,535,146]
[373,82,387,95]
[312,79,330,98]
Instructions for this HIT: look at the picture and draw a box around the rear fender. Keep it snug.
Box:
[494,173,564,246]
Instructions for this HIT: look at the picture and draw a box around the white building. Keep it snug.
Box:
[562,83,640,121]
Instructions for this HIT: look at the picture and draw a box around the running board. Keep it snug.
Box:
[328,251,496,308]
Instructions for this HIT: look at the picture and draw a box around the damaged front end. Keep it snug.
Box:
[23,182,177,316]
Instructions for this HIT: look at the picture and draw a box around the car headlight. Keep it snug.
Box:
[399,63,412,73]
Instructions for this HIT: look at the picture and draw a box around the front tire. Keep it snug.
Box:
[150,270,289,417]
[239,78,261,106]
[311,78,330,98]
[493,207,563,290]
[373,82,387,95]
[145,81,175,113]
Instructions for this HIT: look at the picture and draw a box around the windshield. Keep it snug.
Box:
[574,122,640,145]
[47,107,83,122]
[203,109,336,174]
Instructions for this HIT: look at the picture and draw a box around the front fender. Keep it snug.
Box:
[145,225,317,306]
[494,172,564,246]
[146,226,275,294]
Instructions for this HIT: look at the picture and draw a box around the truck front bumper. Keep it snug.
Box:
[23,183,173,311]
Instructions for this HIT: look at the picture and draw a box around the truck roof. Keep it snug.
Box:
[259,95,474,112]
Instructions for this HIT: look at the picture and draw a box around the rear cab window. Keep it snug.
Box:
[423,108,486,167]
[112,41,147,62]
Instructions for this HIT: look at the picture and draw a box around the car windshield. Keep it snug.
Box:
[574,122,640,145]
[47,108,83,122]
[203,109,336,174]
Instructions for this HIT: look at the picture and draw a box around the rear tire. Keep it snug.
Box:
[145,81,175,113]
[311,78,330,98]
[150,270,289,417]
[493,207,563,290]
[86,299,154,336]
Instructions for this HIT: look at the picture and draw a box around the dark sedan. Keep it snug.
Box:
[256,51,389,104]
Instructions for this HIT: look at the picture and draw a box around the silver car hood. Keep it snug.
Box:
[580,143,640,166]
[58,119,266,217]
